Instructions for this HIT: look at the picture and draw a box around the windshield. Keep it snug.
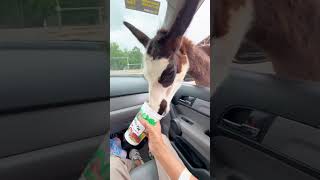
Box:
[0,0,106,42]
[110,0,210,75]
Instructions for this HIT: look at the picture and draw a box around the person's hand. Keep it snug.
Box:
[140,119,198,180]
[139,119,165,157]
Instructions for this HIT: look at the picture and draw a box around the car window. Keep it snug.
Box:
[185,0,210,44]
[110,0,167,76]
[0,0,106,42]
[110,0,210,78]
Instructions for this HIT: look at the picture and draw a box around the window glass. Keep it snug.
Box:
[185,0,210,44]
[110,0,210,77]
[0,0,106,42]
[110,0,167,75]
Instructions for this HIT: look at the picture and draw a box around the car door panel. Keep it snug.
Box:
[262,117,320,171]
[0,135,103,180]
[110,76,148,97]
[110,77,148,134]
[0,43,107,112]
[214,136,317,180]
[172,104,210,159]
[172,141,211,180]
[111,105,143,134]
[0,102,106,158]
[110,93,148,112]
[192,98,210,115]
[110,76,211,179]
[0,42,108,180]
[212,69,320,180]
[110,93,148,134]
[170,83,210,179]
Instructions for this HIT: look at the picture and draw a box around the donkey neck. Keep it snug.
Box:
[246,0,320,81]
[180,37,210,87]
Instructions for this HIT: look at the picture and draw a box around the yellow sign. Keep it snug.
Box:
[125,0,160,15]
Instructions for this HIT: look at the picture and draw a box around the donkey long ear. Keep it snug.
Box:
[166,0,200,40]
[124,21,150,47]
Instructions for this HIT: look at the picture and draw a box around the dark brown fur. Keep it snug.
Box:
[125,0,210,87]
[158,36,210,87]
[123,21,150,46]
[158,63,177,87]
[147,29,180,59]
[181,37,210,87]
[197,36,211,57]
[153,30,210,87]
[158,99,167,115]
[198,45,210,57]
[214,0,320,81]
[246,0,320,81]
[214,0,246,37]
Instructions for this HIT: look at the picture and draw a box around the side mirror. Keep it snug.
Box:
[233,40,268,64]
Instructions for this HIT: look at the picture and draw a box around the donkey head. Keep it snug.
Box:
[124,0,200,115]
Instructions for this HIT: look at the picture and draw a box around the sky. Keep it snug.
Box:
[110,0,210,51]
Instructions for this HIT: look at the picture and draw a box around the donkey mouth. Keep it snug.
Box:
[147,99,168,116]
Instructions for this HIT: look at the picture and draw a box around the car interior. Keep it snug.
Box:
[110,1,210,179]
[0,41,108,180]
[0,1,108,179]
[212,32,320,180]
[4,0,319,180]
[110,76,210,180]
[212,68,320,180]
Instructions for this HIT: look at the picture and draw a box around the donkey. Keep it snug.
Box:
[124,0,210,115]
[213,0,320,82]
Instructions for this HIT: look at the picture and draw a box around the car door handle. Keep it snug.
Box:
[222,119,260,137]
[179,99,192,105]
[222,119,242,128]
[178,96,196,106]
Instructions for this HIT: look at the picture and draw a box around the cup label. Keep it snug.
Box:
[125,103,160,145]
[131,117,145,136]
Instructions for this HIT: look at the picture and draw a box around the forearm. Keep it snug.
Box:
[154,144,184,179]
[153,142,197,180]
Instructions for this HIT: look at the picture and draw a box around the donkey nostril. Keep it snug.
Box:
[158,99,167,115]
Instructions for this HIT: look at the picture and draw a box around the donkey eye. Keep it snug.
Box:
[158,63,176,88]
[158,37,166,43]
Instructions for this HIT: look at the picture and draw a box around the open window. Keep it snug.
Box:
[110,0,167,76]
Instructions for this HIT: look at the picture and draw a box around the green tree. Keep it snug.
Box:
[110,42,144,70]
[110,42,127,70]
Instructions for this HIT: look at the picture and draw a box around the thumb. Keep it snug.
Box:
[139,119,150,131]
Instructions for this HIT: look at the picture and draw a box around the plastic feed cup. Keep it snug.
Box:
[124,102,163,146]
